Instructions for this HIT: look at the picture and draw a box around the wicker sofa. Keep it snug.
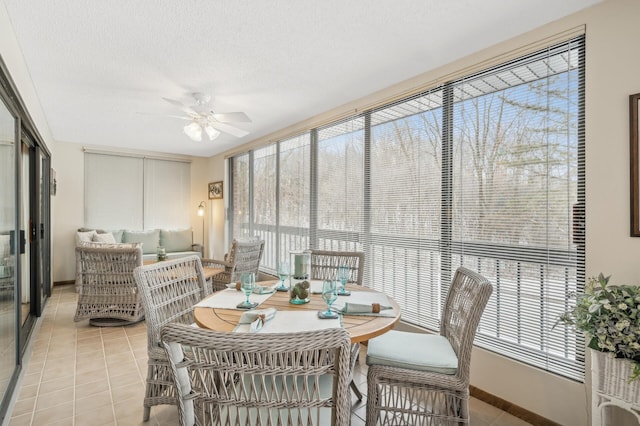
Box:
[76,228,203,261]
[75,228,203,290]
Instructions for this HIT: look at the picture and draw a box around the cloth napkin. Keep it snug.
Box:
[238,308,277,332]
[337,302,393,315]
[226,282,276,294]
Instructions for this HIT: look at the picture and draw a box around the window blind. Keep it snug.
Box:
[84,153,191,231]
[253,145,277,268]
[85,153,144,230]
[144,159,190,229]
[228,36,585,381]
[230,153,250,240]
[277,133,311,267]
[315,117,365,252]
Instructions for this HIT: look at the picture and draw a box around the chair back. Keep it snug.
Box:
[161,324,352,426]
[226,238,265,281]
[440,266,493,382]
[74,244,143,322]
[310,250,364,285]
[134,256,210,357]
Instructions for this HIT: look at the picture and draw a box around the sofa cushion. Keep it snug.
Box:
[92,233,117,244]
[110,229,124,243]
[160,229,193,253]
[122,229,160,254]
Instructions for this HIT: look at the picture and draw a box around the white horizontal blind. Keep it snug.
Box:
[227,36,585,381]
[252,145,277,269]
[278,133,311,263]
[231,135,311,272]
[84,153,143,230]
[144,159,190,229]
[315,118,364,252]
[368,91,444,329]
[449,38,585,379]
[230,153,250,240]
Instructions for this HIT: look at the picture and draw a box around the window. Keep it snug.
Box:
[229,36,585,380]
[84,153,190,230]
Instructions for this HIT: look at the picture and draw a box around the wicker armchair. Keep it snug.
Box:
[74,244,144,326]
[202,238,265,292]
[133,255,211,421]
[161,323,352,426]
[310,249,365,400]
[365,266,493,425]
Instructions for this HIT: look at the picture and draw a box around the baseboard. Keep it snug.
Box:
[470,385,561,426]
[53,280,74,286]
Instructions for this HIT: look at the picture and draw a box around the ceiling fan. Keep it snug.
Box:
[161,93,251,142]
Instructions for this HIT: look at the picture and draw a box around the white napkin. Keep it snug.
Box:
[238,308,277,332]
[225,282,277,294]
[338,302,392,314]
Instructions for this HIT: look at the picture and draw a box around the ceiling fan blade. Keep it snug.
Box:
[137,112,192,121]
[211,112,251,123]
[210,122,250,138]
[162,97,200,117]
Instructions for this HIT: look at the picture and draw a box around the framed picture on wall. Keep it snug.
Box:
[208,181,223,200]
[631,93,640,236]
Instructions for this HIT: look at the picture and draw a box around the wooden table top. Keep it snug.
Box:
[194,281,401,344]
[142,259,223,281]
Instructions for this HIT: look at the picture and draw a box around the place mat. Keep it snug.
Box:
[332,291,396,317]
[234,310,342,334]
[195,288,276,310]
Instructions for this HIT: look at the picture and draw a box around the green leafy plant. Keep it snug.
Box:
[558,273,640,382]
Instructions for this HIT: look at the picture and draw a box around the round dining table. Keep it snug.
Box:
[194,280,401,343]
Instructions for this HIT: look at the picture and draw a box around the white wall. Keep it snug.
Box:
[51,142,84,282]
[190,154,226,259]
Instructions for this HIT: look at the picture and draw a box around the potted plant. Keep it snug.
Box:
[559,273,640,384]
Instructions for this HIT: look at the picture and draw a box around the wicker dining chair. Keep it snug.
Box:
[133,255,211,421]
[309,249,364,286]
[161,323,352,426]
[365,266,493,425]
[74,244,144,326]
[202,238,265,292]
[310,249,365,400]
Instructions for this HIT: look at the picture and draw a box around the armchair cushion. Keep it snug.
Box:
[160,229,193,253]
[366,331,458,375]
[123,229,160,254]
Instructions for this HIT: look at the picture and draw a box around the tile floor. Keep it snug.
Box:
[5,284,532,425]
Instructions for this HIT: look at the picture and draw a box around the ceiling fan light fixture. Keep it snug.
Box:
[184,122,202,141]
[204,125,221,141]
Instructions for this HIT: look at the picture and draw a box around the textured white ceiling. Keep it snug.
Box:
[2,0,600,157]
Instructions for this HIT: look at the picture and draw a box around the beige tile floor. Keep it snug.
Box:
[5,284,532,425]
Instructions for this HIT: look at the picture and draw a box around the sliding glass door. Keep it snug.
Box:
[0,94,17,420]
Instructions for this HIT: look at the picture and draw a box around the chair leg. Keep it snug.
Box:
[365,368,378,426]
[350,379,363,401]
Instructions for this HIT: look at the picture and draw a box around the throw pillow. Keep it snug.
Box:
[92,233,117,244]
[76,230,97,245]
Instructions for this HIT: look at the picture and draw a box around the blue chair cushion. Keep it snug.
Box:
[366,331,458,375]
